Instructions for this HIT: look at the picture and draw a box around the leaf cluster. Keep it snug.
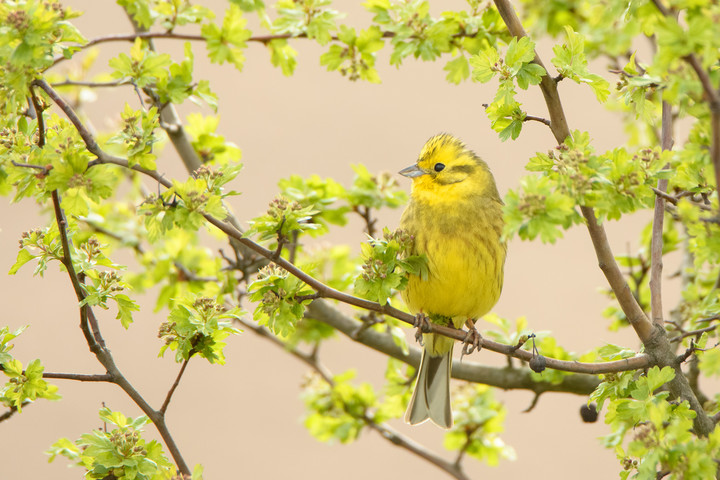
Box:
[47,408,174,480]
[445,385,515,466]
[592,367,720,479]
[354,228,427,306]
[248,264,315,337]
[158,295,242,364]
[505,132,670,243]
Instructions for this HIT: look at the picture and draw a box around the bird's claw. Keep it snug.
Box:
[413,313,431,345]
[461,321,482,359]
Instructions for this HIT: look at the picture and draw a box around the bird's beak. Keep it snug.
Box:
[399,164,426,178]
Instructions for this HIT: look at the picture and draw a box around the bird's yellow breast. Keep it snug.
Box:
[400,191,505,323]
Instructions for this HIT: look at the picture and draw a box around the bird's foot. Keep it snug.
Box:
[413,313,431,345]
[461,319,482,359]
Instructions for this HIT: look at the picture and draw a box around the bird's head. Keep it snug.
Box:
[399,134,498,199]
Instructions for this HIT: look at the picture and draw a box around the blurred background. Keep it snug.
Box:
[1,1,658,478]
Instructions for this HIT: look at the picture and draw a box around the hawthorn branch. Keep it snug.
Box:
[38,74,656,377]
[523,115,552,127]
[32,80,191,475]
[649,188,714,212]
[495,0,654,343]
[28,86,45,147]
[238,317,470,480]
[306,300,637,385]
[160,357,191,415]
[493,0,569,143]
[354,205,378,237]
[42,372,112,381]
[494,0,714,435]
[0,404,29,423]
[52,29,486,67]
[120,8,264,275]
[123,11,202,174]
[52,79,131,88]
[82,219,217,283]
[650,102,672,326]
[50,190,191,474]
[650,0,720,219]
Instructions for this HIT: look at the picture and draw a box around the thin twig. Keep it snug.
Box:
[523,115,552,126]
[669,324,720,343]
[11,161,46,171]
[354,206,377,238]
[28,86,45,147]
[0,404,28,423]
[368,421,470,480]
[160,357,191,415]
[42,372,112,381]
[521,392,542,413]
[51,190,105,350]
[650,188,714,212]
[649,101,672,326]
[52,79,131,88]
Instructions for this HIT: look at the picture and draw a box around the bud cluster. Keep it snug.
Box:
[268,197,303,219]
[97,270,124,292]
[192,296,227,318]
[109,429,147,457]
[158,321,177,345]
[19,229,44,249]
[79,237,102,259]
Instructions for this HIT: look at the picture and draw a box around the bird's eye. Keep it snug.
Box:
[434,163,445,172]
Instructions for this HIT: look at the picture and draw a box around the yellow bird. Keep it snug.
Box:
[399,134,506,428]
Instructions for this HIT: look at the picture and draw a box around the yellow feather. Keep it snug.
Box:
[400,134,506,428]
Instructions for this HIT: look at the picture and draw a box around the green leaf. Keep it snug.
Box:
[268,39,297,76]
[8,248,36,275]
[469,47,500,83]
[551,26,610,102]
[505,36,535,71]
[202,4,251,71]
[444,55,469,84]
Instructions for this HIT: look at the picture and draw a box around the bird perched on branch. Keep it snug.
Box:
[399,133,506,428]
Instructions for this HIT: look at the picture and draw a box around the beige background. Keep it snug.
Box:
[1,1,657,479]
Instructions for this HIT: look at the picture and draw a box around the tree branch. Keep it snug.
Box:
[306,300,639,384]
[42,372,112,381]
[649,0,720,220]
[0,403,28,423]
[493,0,715,435]
[160,357,191,415]
[52,79,132,88]
[37,73,657,380]
[493,0,655,344]
[238,317,470,480]
[32,84,191,474]
[50,190,191,474]
[523,114,552,127]
[492,0,570,143]
[650,102,672,326]
[123,13,203,175]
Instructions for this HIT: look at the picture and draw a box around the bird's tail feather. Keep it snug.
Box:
[404,346,453,428]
